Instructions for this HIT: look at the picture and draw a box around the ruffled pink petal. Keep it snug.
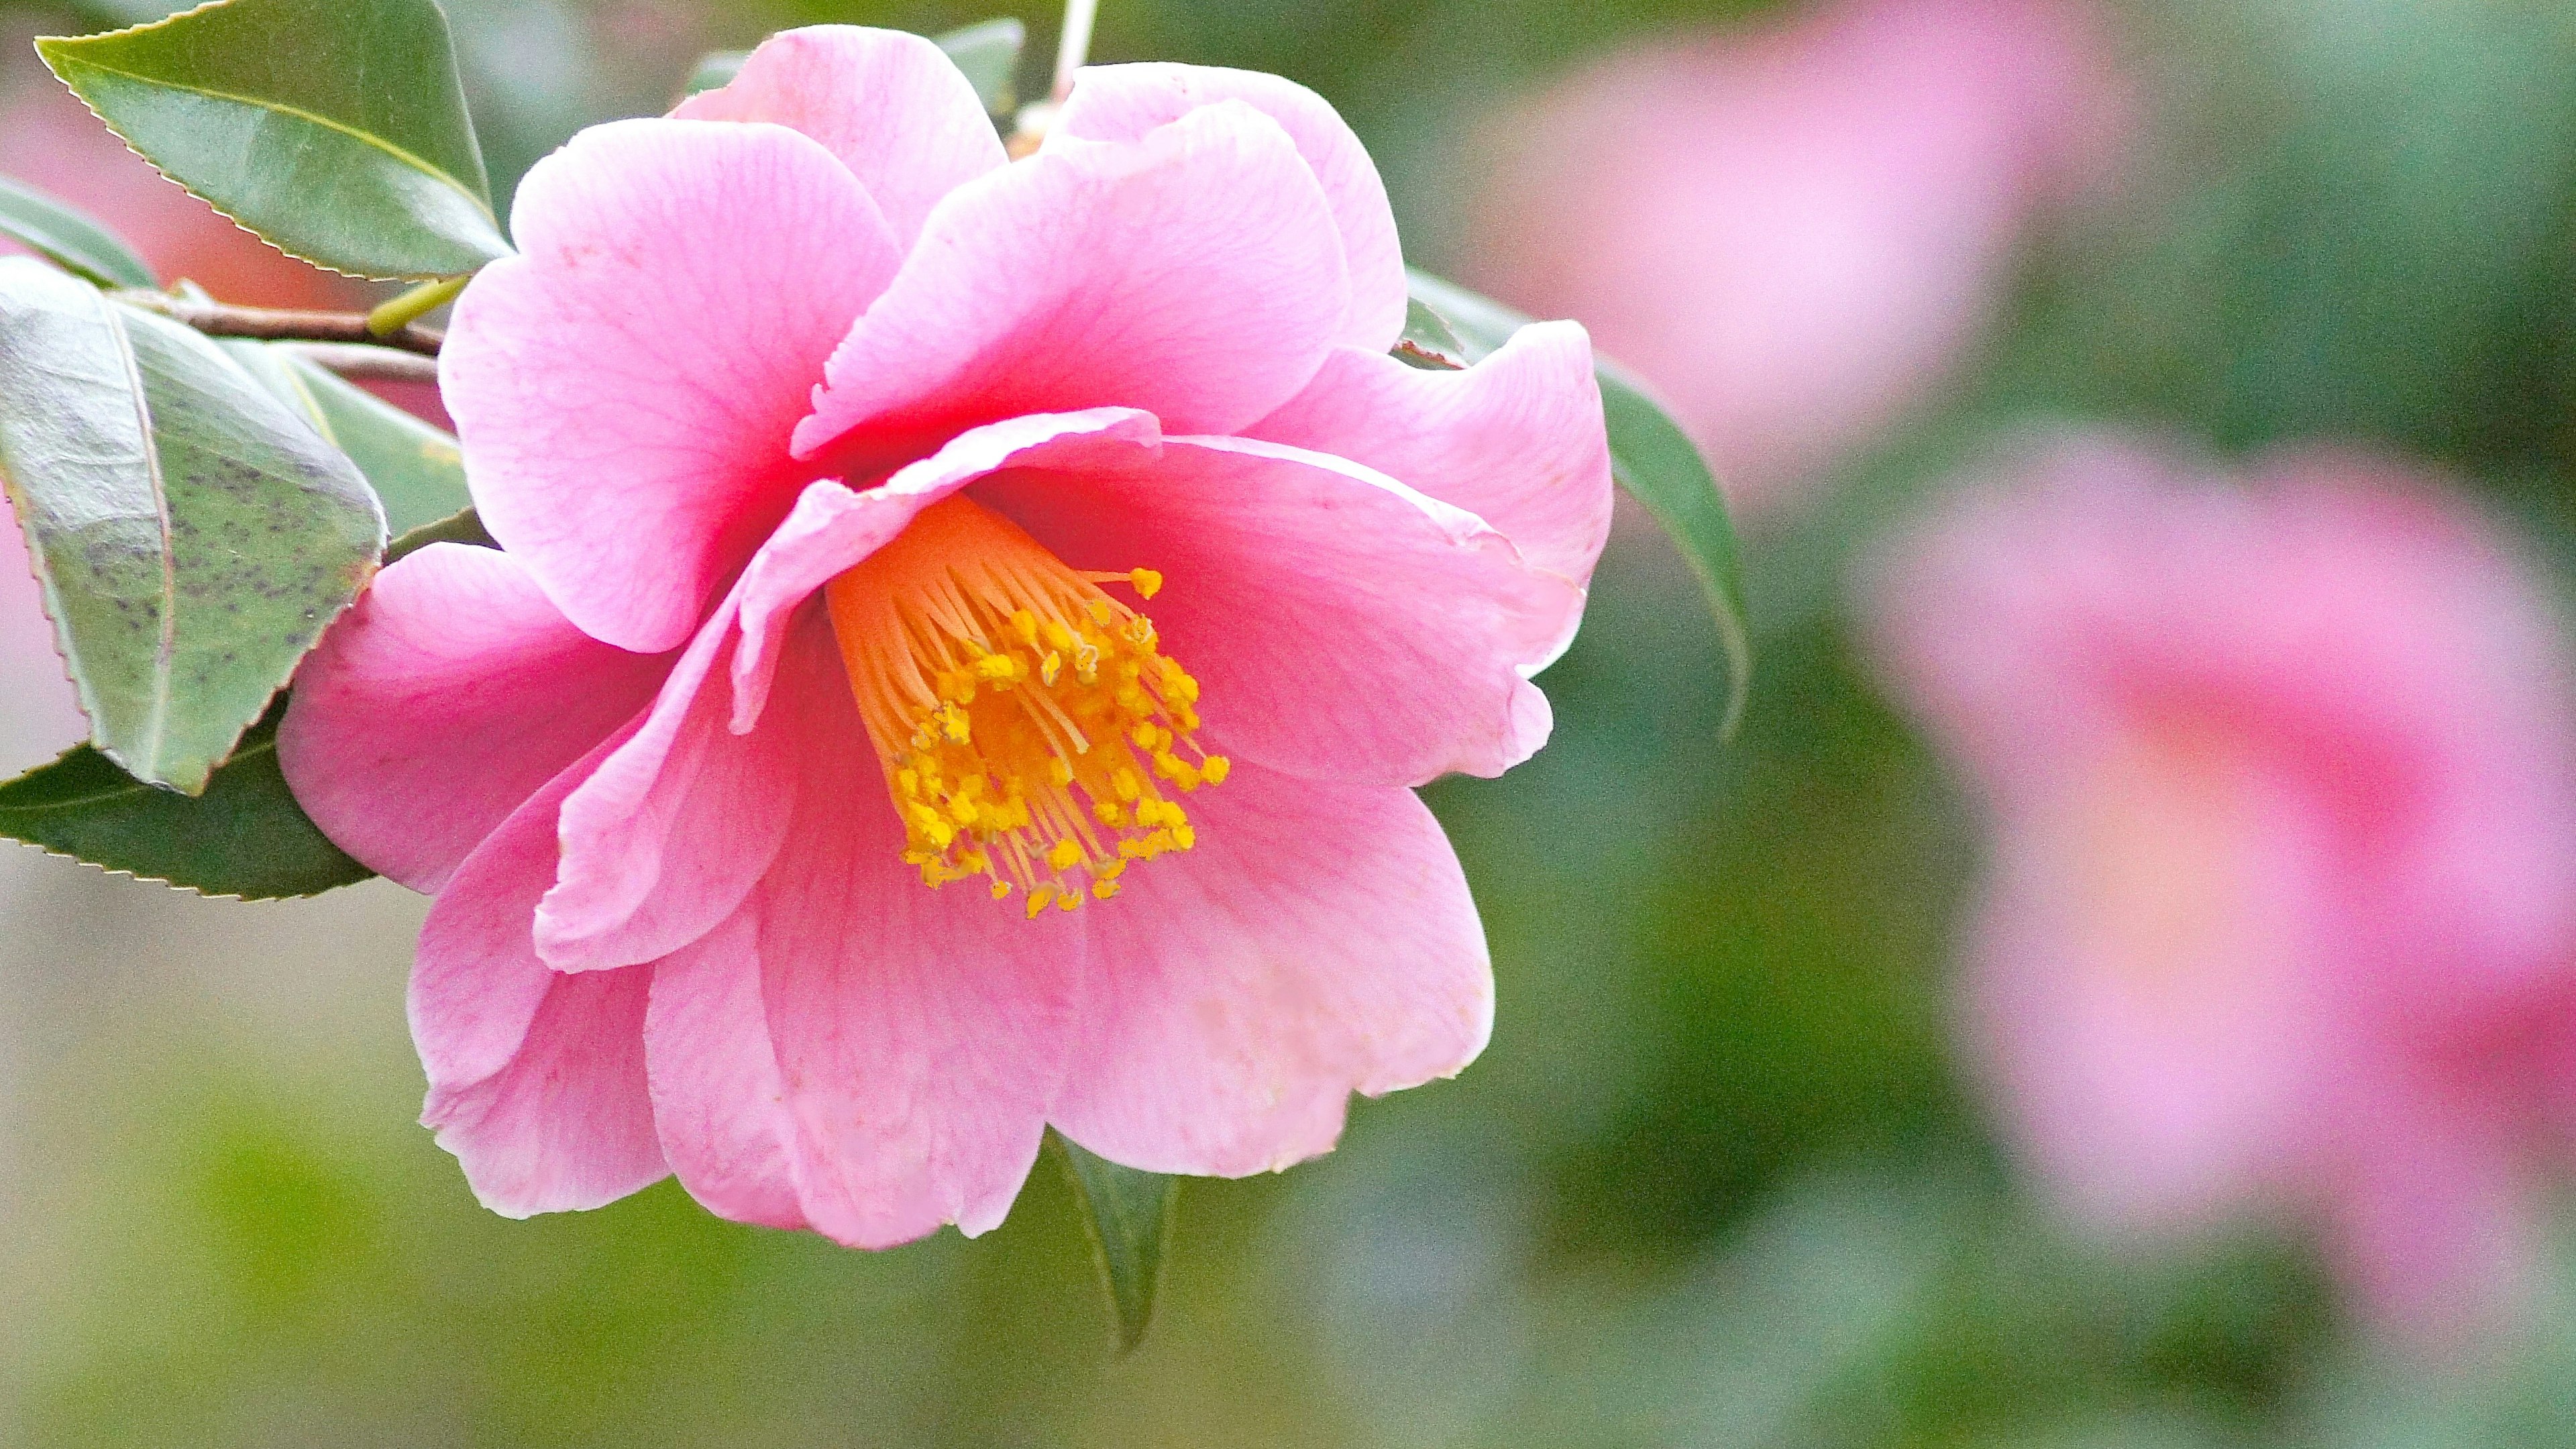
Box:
[644,906,808,1230]
[793,102,1348,462]
[1250,322,1613,585]
[1053,62,1406,352]
[445,117,904,653]
[535,590,797,972]
[749,617,1083,1247]
[729,409,1161,733]
[429,967,663,1218]
[673,25,1006,250]
[1052,757,1491,1176]
[280,544,667,893]
[412,735,668,1216]
[978,435,1582,786]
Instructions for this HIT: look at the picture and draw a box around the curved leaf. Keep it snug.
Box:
[0,176,156,289]
[36,0,507,280]
[1052,1133,1179,1353]
[0,704,370,898]
[0,258,383,794]
[221,339,468,535]
[1405,268,1753,729]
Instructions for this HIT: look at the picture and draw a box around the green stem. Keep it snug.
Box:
[366,274,470,337]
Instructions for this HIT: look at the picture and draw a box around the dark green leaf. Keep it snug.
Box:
[681,49,747,96]
[0,258,384,795]
[0,176,156,289]
[221,340,468,535]
[936,18,1025,116]
[0,703,370,898]
[1405,268,1753,729]
[1052,1132,1179,1352]
[36,0,508,280]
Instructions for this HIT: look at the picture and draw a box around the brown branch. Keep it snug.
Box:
[274,342,440,386]
[112,291,444,356]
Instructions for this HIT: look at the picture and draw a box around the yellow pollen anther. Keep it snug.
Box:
[823,494,1224,918]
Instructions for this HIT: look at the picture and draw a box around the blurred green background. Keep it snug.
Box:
[9,0,2576,1444]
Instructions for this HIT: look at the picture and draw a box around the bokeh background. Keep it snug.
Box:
[9,0,2576,1443]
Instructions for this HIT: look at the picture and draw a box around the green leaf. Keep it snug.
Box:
[1052,1133,1179,1352]
[0,176,156,289]
[220,340,468,535]
[684,19,1024,115]
[0,258,384,795]
[0,703,370,898]
[936,18,1025,116]
[36,0,508,280]
[1405,269,1753,730]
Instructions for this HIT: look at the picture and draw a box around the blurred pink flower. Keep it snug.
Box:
[1868,437,2576,1338]
[1467,0,2127,517]
[281,29,1610,1246]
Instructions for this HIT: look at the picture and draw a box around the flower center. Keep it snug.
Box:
[822,494,1228,918]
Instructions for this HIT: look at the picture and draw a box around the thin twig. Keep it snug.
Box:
[112,291,444,356]
[275,342,441,386]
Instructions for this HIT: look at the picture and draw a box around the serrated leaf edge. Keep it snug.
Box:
[36,5,505,283]
[0,732,371,902]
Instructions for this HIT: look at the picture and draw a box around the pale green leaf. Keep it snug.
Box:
[0,257,383,794]
[936,18,1024,116]
[221,340,468,535]
[0,176,156,289]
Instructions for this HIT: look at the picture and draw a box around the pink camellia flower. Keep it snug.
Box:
[1868,436,2576,1338]
[277,28,1611,1246]
[1467,0,2127,517]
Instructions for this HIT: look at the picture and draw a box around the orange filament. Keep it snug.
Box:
[822,495,1229,916]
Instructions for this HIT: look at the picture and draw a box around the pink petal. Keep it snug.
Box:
[729,409,1162,733]
[793,102,1349,463]
[1249,321,1614,584]
[1053,62,1406,352]
[1963,771,2340,1234]
[978,435,1582,786]
[445,117,904,653]
[535,590,797,972]
[674,25,1006,250]
[1052,757,1491,1176]
[2322,1070,2532,1340]
[750,618,1082,1247]
[644,906,808,1230]
[280,544,667,893]
[428,966,665,1218]
[411,735,667,1216]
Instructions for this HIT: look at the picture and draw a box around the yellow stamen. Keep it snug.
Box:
[824,494,1224,916]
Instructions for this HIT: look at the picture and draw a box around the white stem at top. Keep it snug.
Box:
[1053,0,1099,101]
